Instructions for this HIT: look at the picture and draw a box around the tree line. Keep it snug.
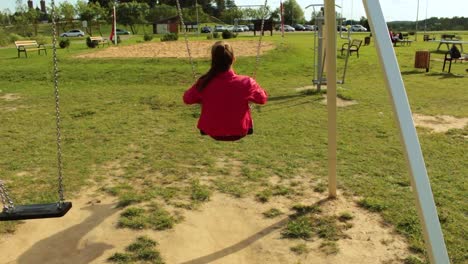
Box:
[0,0,466,39]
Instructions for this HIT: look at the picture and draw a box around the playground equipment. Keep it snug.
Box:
[0,0,72,221]
[321,0,449,262]
[307,3,352,91]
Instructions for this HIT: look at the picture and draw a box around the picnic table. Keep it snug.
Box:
[432,40,467,53]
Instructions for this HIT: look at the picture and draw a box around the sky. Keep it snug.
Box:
[1,0,467,22]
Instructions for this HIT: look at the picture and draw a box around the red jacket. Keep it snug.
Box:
[183,69,267,136]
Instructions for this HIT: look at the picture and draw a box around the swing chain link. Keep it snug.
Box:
[0,180,15,213]
[252,0,268,80]
[51,0,65,204]
[175,0,197,80]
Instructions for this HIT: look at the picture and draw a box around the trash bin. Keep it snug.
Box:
[364,36,371,46]
[414,51,430,72]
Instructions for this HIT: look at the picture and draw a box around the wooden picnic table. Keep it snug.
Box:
[432,40,467,53]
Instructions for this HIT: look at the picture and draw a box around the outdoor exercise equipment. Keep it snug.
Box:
[176,0,268,140]
[0,0,72,221]
[307,3,352,91]
[322,0,449,262]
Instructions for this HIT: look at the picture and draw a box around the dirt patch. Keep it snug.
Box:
[0,93,20,101]
[321,94,358,107]
[413,113,468,133]
[0,187,412,264]
[75,40,275,59]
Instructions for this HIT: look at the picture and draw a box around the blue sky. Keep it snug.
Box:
[1,0,466,22]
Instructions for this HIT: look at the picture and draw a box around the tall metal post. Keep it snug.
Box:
[324,0,337,198]
[415,0,420,41]
[362,0,449,263]
[195,0,199,36]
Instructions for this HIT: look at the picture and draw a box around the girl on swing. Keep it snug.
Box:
[183,41,268,141]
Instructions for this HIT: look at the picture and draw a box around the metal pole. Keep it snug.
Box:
[195,0,199,36]
[362,0,449,263]
[424,0,428,32]
[324,0,337,198]
[113,5,117,45]
[415,0,420,41]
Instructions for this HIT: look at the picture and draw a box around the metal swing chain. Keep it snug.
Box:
[0,1,64,213]
[175,0,197,80]
[0,180,14,213]
[51,0,65,204]
[252,0,268,80]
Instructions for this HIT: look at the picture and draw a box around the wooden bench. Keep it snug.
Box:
[394,39,413,46]
[15,40,47,58]
[341,39,363,58]
[89,36,109,48]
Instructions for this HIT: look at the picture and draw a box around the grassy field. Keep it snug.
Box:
[0,31,466,263]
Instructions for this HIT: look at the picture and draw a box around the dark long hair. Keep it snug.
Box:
[196,41,234,92]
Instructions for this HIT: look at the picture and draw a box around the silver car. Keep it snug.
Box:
[60,29,85,37]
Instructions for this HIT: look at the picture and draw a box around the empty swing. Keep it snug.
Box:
[0,0,72,221]
[176,0,269,141]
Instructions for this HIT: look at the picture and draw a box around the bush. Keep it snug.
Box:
[408,31,416,35]
[9,33,23,43]
[143,33,154,41]
[221,30,237,39]
[212,32,220,39]
[86,36,98,48]
[33,35,49,45]
[161,33,178,42]
[59,38,70,49]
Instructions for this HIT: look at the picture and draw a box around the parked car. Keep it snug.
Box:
[304,25,316,31]
[116,28,131,35]
[225,25,234,31]
[201,26,212,33]
[293,24,305,31]
[214,25,225,32]
[233,26,244,32]
[240,25,249,31]
[283,25,295,32]
[337,26,348,32]
[350,25,367,32]
[60,29,85,37]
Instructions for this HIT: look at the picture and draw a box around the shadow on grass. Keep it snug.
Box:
[401,70,429,75]
[17,203,117,264]
[180,197,333,264]
[426,72,465,79]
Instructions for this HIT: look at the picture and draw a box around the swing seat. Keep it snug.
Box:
[0,202,72,221]
[200,127,253,141]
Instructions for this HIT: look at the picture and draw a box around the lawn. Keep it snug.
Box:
[0,31,466,263]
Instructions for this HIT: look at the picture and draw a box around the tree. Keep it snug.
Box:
[146,4,176,22]
[76,1,107,35]
[58,1,76,31]
[359,16,369,31]
[117,1,149,34]
[282,0,304,25]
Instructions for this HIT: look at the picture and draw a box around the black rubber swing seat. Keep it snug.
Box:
[0,202,72,221]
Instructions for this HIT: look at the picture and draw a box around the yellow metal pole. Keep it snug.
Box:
[324,0,337,198]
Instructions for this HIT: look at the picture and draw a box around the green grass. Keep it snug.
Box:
[0,31,466,263]
[290,243,310,255]
[108,236,165,264]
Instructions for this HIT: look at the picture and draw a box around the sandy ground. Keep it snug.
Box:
[412,113,468,133]
[0,185,412,264]
[75,40,275,59]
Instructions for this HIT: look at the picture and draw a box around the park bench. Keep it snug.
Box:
[393,33,413,46]
[340,39,363,58]
[89,36,109,48]
[394,38,413,46]
[441,34,457,40]
[15,40,47,58]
